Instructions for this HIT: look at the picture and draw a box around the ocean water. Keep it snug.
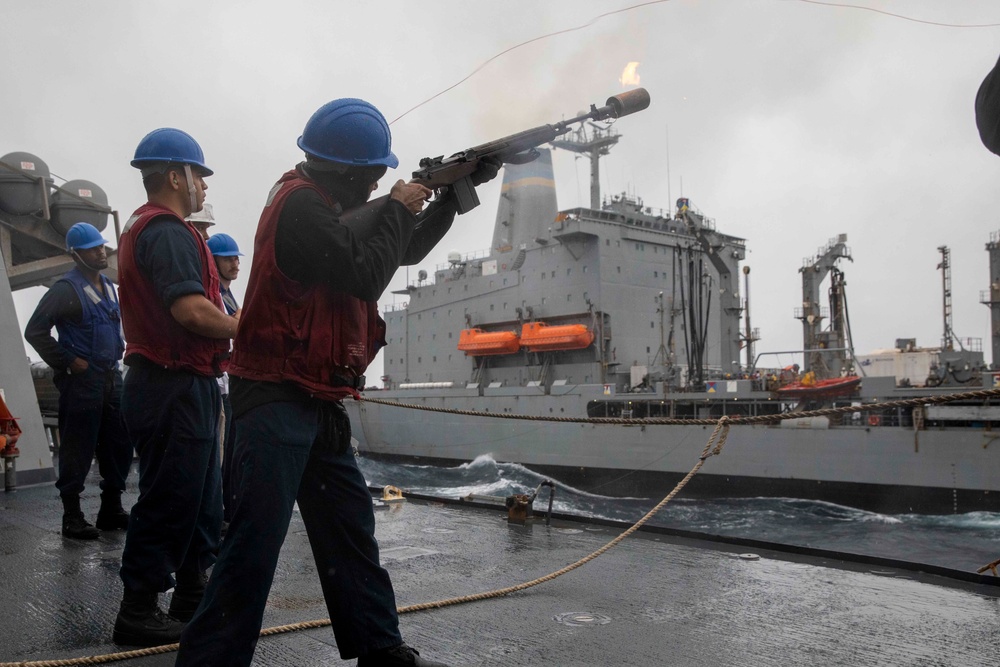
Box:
[357,453,1000,574]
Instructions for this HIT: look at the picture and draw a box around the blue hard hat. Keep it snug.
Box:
[65,222,108,251]
[206,233,243,257]
[296,98,398,168]
[130,128,214,176]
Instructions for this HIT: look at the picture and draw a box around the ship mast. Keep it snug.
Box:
[550,122,620,209]
[938,245,956,351]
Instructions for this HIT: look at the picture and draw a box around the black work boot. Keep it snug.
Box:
[113,589,186,646]
[96,491,130,530]
[61,495,100,540]
[357,643,451,667]
[168,570,208,622]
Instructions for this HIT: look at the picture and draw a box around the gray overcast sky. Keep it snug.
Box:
[5,0,1000,378]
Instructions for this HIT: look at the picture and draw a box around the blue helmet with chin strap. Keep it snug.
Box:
[131,128,214,176]
[297,98,398,168]
[206,233,243,257]
[65,222,108,251]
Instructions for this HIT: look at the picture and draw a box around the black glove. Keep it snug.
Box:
[470,156,502,186]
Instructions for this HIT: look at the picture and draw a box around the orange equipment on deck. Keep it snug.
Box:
[457,328,521,356]
[519,322,595,352]
[0,392,22,492]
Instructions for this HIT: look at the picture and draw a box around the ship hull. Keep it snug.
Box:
[347,387,1000,515]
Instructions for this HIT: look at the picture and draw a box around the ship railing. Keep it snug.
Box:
[839,408,909,428]
[434,248,492,272]
[947,337,983,353]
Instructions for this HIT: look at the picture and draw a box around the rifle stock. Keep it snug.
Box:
[340,87,650,227]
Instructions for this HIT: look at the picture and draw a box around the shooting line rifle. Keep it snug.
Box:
[340,87,651,226]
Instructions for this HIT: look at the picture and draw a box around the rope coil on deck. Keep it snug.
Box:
[4,387,997,667]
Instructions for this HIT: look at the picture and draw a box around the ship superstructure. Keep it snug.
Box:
[382,136,746,394]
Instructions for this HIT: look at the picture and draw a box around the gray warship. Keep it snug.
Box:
[347,124,1000,515]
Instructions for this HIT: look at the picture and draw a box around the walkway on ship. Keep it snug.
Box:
[3,470,1000,666]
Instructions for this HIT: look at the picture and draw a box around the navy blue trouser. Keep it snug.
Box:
[52,365,132,500]
[176,399,402,666]
[119,366,222,593]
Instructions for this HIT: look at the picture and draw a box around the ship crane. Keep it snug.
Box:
[797,234,852,377]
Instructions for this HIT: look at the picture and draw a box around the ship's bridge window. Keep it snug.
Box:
[551,271,556,278]
[490,304,494,311]
[567,268,571,276]
[617,266,621,273]
[583,266,588,273]
[567,294,571,302]
[654,271,658,278]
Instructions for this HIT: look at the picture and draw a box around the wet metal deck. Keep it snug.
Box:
[3,473,1000,666]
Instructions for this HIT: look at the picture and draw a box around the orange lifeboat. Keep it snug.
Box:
[776,375,862,399]
[520,322,594,352]
[457,328,521,356]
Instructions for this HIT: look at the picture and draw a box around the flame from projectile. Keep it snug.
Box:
[619,62,641,87]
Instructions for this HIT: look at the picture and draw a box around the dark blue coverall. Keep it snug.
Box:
[24,267,132,505]
[177,171,458,665]
[118,219,222,595]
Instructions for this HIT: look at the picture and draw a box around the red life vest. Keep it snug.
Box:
[228,169,386,401]
[118,203,230,376]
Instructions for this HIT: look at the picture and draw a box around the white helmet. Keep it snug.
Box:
[186,202,215,226]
